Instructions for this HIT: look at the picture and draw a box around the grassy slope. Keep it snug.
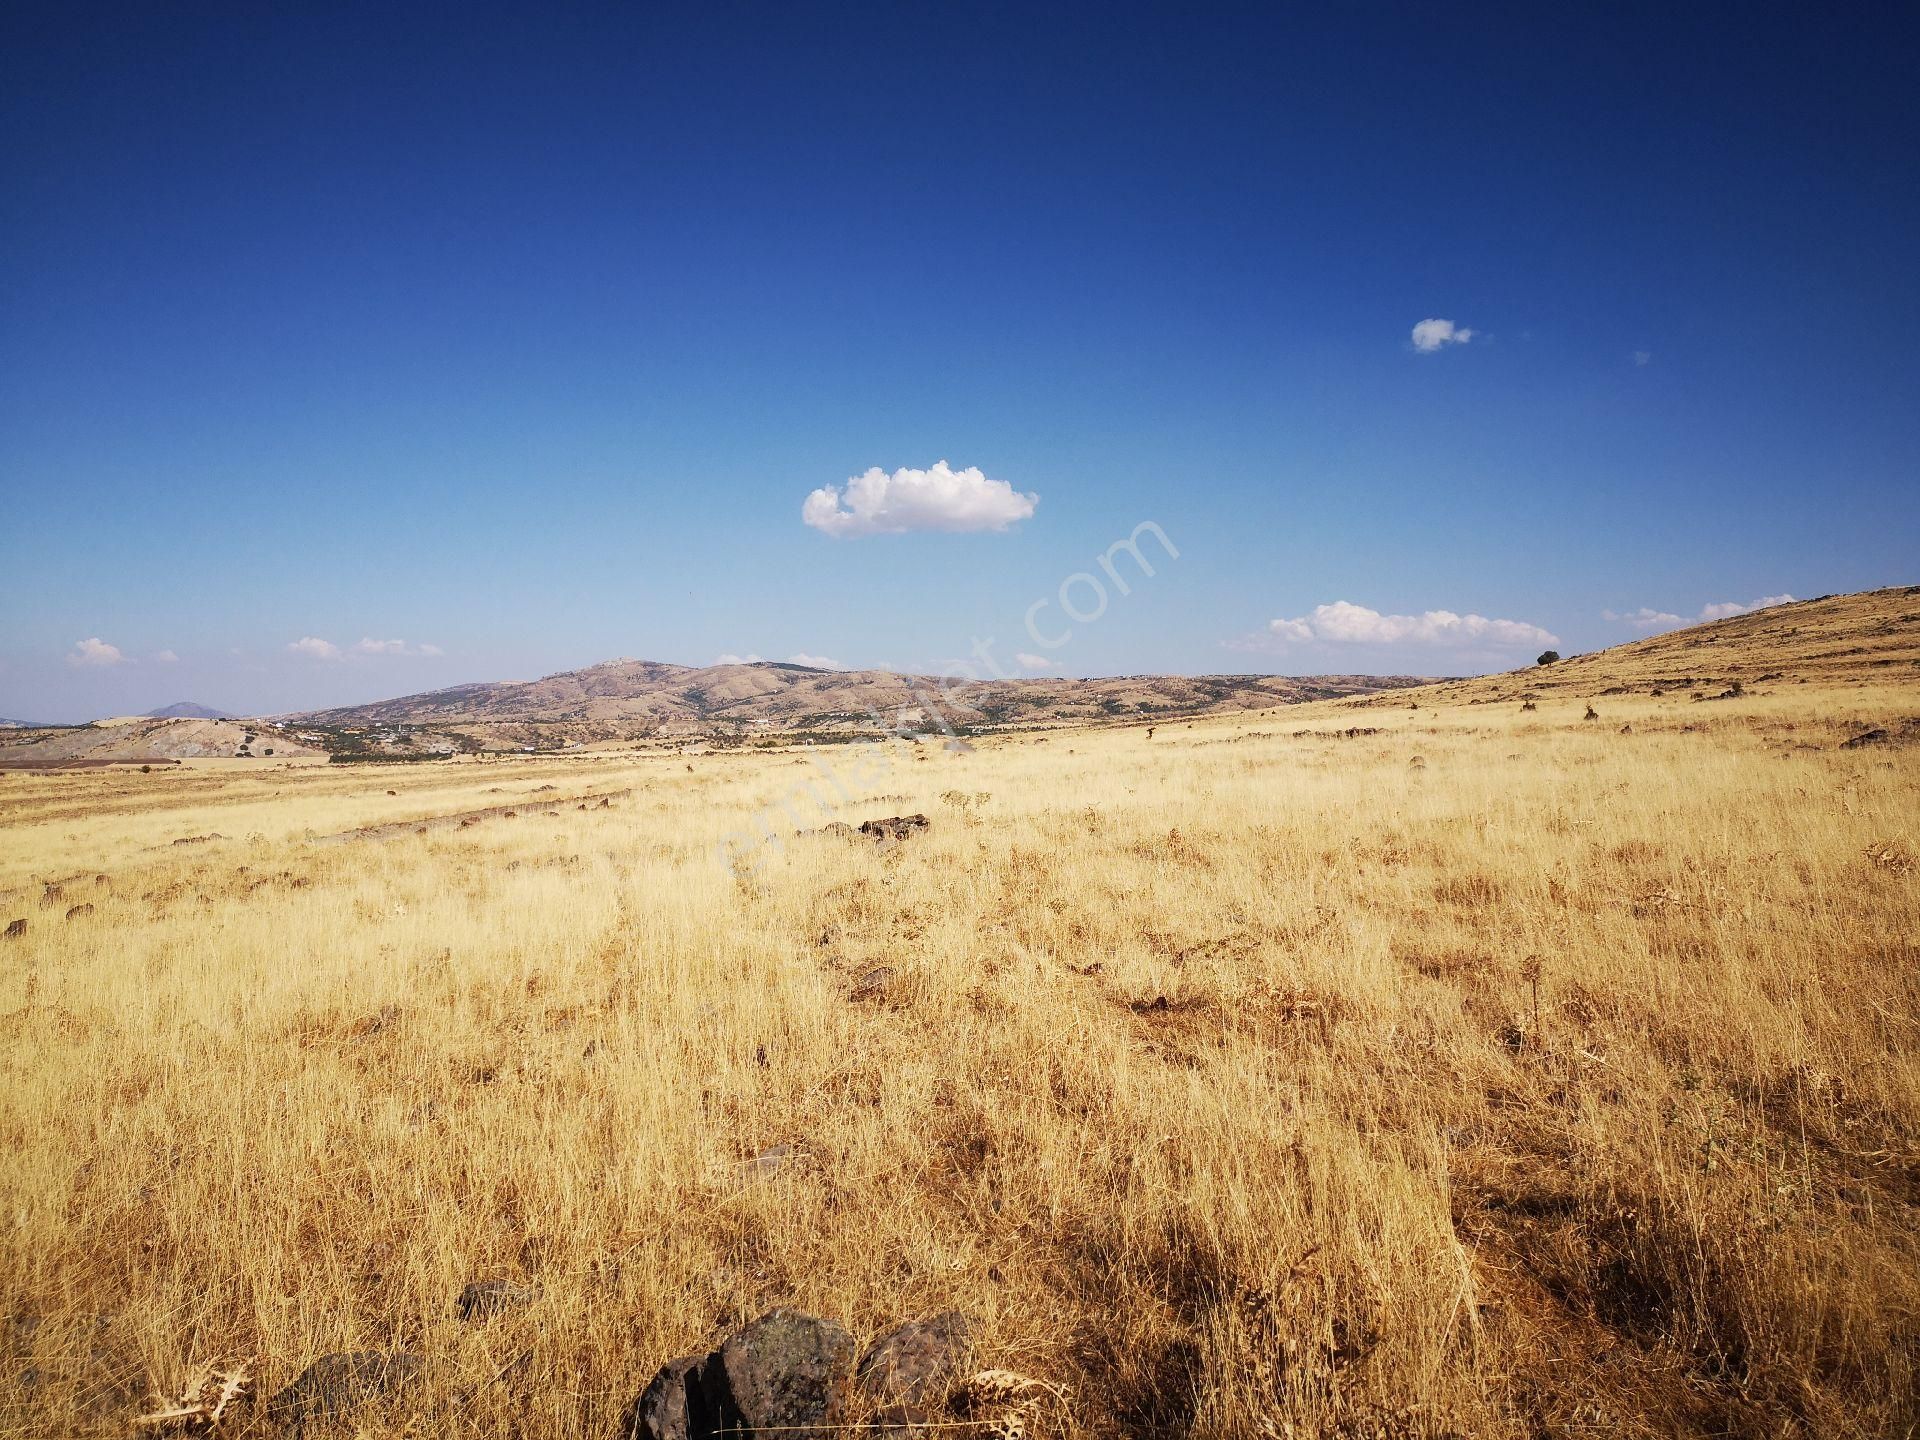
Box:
[0,595,1915,1438]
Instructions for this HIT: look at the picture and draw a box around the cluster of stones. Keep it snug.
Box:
[622,1309,970,1440]
[255,1302,968,1438]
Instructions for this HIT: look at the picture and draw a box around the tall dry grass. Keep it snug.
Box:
[1,685,1915,1438]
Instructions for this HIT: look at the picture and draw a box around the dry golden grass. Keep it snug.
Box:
[2,670,1916,1437]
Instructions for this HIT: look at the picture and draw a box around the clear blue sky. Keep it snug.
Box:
[4,2,1916,718]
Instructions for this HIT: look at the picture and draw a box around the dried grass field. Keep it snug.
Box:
[2,666,1917,1435]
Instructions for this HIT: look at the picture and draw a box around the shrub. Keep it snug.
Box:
[1537,650,1561,666]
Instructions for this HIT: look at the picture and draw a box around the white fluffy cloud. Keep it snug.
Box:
[354,638,443,657]
[1606,595,1795,631]
[803,461,1038,537]
[67,637,127,667]
[1015,652,1056,671]
[288,637,342,661]
[1411,318,1475,352]
[714,653,762,666]
[1268,601,1556,648]
[154,649,179,663]
[787,653,845,670]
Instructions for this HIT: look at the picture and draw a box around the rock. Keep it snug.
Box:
[859,815,929,842]
[1841,728,1891,749]
[620,1354,701,1440]
[621,1312,855,1440]
[65,903,95,921]
[708,1310,854,1437]
[265,1351,422,1432]
[4,919,23,939]
[850,966,895,1001]
[457,1280,535,1321]
[857,1312,971,1423]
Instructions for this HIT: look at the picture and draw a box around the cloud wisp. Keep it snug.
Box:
[803,461,1038,537]
[1410,318,1475,352]
[1263,600,1556,649]
[289,636,443,661]
[354,638,444,657]
[1605,595,1795,631]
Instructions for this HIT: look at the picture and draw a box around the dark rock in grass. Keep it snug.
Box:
[858,814,929,842]
[1841,728,1891,749]
[857,1311,971,1423]
[707,1311,854,1438]
[4,918,23,939]
[266,1351,422,1432]
[623,1311,854,1440]
[457,1280,535,1321]
[619,1354,701,1440]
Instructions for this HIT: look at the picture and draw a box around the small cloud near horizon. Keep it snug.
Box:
[787,652,845,669]
[67,637,128,667]
[1411,318,1475,352]
[1015,652,1056,671]
[803,461,1038,537]
[713,652,763,665]
[1259,601,1556,649]
[288,637,342,660]
[1604,595,1795,631]
[154,649,179,663]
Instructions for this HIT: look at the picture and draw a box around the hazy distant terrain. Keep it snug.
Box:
[291,659,1433,738]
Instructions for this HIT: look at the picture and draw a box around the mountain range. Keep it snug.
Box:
[289,660,1429,740]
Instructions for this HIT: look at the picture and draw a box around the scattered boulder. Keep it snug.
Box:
[1841,728,1891,749]
[265,1351,421,1432]
[5,918,24,939]
[857,1312,971,1426]
[457,1280,536,1321]
[859,815,929,842]
[621,1354,702,1440]
[623,1311,855,1440]
[708,1311,855,1438]
[64,903,94,921]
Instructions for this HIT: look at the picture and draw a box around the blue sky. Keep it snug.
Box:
[3,2,1916,718]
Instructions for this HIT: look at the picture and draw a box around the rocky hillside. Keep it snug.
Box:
[1352,585,1920,708]
[291,659,1430,735]
[0,717,325,768]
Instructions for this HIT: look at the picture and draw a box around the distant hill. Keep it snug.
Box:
[0,716,324,768]
[1349,586,1920,707]
[290,659,1431,738]
[146,701,234,720]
